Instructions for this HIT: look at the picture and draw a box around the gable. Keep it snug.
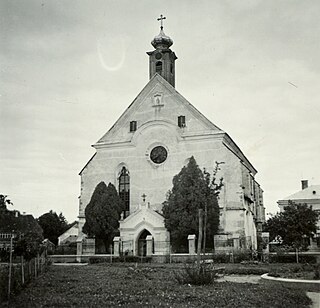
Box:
[94,74,223,147]
[120,204,165,230]
[283,185,320,201]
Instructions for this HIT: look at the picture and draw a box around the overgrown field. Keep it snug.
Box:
[6,263,312,307]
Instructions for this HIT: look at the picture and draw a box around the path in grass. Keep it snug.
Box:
[7,263,312,307]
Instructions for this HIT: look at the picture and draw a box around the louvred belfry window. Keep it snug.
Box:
[130,121,137,132]
[178,115,186,128]
[119,167,130,213]
[156,61,162,74]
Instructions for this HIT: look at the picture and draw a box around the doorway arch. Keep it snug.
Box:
[137,229,152,256]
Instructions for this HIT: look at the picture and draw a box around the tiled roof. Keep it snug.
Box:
[0,210,43,235]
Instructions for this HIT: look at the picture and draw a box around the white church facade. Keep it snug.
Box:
[77,19,265,256]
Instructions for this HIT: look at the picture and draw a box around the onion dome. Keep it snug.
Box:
[151,29,173,49]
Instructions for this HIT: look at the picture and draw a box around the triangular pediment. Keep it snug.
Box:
[120,204,165,230]
[94,74,223,147]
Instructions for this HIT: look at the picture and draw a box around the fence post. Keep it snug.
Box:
[8,234,14,300]
[21,256,25,285]
[113,237,120,257]
[28,260,31,280]
[37,254,40,274]
[188,234,196,255]
[34,258,37,278]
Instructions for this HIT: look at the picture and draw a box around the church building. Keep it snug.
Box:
[77,17,265,256]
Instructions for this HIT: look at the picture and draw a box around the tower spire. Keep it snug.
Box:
[147,15,177,87]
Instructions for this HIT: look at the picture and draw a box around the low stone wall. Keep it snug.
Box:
[50,253,211,264]
[261,273,320,292]
[153,254,195,263]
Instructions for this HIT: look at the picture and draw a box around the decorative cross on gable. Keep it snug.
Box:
[141,193,147,202]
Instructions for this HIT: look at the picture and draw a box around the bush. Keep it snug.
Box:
[224,266,267,275]
[89,256,114,264]
[54,243,77,255]
[173,263,220,285]
[233,250,252,263]
[88,256,152,264]
[0,250,9,262]
[269,254,317,263]
[212,253,230,263]
[268,262,320,280]
[314,264,320,280]
[211,250,252,263]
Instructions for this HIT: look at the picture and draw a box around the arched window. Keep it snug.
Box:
[119,167,130,214]
[156,61,162,74]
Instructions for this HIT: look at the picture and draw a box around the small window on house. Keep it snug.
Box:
[178,115,186,128]
[170,63,173,73]
[156,61,162,74]
[130,121,137,132]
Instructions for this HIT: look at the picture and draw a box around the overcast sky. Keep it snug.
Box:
[1,0,319,223]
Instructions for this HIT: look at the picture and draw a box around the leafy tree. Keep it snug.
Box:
[15,231,44,261]
[0,194,13,211]
[264,201,319,250]
[37,210,69,245]
[162,156,222,251]
[82,182,124,252]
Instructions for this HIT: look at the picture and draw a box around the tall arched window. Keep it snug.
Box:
[119,167,130,214]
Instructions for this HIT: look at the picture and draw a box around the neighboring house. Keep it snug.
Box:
[58,221,78,245]
[277,180,320,249]
[77,22,265,256]
[0,210,43,250]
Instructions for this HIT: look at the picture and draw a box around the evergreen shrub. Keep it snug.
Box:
[174,263,220,285]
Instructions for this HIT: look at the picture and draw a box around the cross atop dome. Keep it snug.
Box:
[157,14,166,30]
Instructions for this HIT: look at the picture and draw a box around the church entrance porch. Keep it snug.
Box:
[118,200,170,256]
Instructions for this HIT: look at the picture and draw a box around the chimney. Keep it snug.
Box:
[301,180,308,190]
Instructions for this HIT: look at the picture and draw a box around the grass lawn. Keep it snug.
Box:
[5,263,313,307]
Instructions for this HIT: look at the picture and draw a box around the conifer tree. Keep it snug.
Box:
[162,156,222,251]
[82,182,124,252]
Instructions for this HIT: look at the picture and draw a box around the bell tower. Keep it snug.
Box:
[147,15,177,87]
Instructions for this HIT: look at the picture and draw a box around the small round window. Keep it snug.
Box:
[150,146,167,164]
[155,52,162,60]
